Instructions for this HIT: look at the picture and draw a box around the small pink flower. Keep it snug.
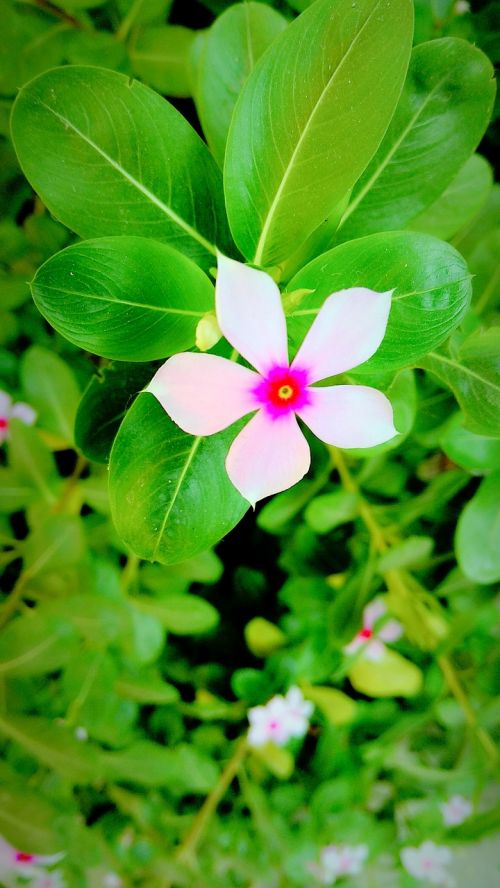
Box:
[310,844,368,883]
[148,255,396,505]
[0,390,36,444]
[247,686,313,748]
[440,795,472,827]
[343,598,403,662]
[401,841,454,886]
[30,870,67,888]
[0,835,64,881]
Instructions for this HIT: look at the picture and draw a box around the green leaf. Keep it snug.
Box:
[286,232,471,373]
[305,490,359,535]
[21,346,80,445]
[377,536,434,572]
[419,328,500,437]
[109,393,248,564]
[0,786,62,854]
[0,611,77,676]
[130,25,195,97]
[408,154,493,242]
[8,420,59,506]
[455,472,500,584]
[102,741,219,793]
[196,2,287,165]
[0,468,37,513]
[0,714,103,784]
[23,515,85,577]
[224,0,413,266]
[257,479,319,535]
[348,649,423,697]
[133,593,219,635]
[302,685,356,725]
[440,414,500,474]
[0,1,67,97]
[338,38,495,240]
[62,653,138,747]
[75,362,155,464]
[11,66,232,270]
[116,671,180,705]
[244,617,286,657]
[468,228,500,316]
[32,236,214,361]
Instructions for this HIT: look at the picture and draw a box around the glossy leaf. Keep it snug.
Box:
[408,155,493,242]
[338,38,495,240]
[305,490,359,535]
[32,236,214,361]
[286,232,471,373]
[455,472,500,584]
[419,328,500,437]
[440,415,500,473]
[130,26,195,97]
[196,2,287,165]
[468,228,500,316]
[75,362,155,464]
[224,0,413,266]
[302,685,356,725]
[21,345,80,445]
[11,66,233,269]
[109,393,248,564]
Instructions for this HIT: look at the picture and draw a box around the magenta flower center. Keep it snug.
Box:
[0,417,8,430]
[360,628,373,640]
[254,366,311,418]
[15,852,34,863]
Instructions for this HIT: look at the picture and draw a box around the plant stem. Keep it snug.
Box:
[52,454,88,515]
[330,446,498,767]
[175,738,248,865]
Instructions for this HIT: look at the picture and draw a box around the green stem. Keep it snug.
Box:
[116,0,144,42]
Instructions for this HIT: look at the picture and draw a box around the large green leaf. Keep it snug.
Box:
[75,362,155,464]
[419,328,500,437]
[109,393,248,564]
[408,154,493,242]
[338,38,495,240]
[31,236,214,361]
[0,786,62,854]
[224,0,413,266]
[196,2,287,165]
[285,232,471,373]
[129,25,195,97]
[455,472,500,584]
[11,66,232,269]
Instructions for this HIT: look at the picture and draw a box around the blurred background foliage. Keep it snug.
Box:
[0,1,499,886]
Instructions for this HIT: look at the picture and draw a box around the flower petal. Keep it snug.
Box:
[10,402,37,426]
[226,410,310,506]
[291,287,392,382]
[363,598,387,629]
[297,385,396,449]
[0,390,12,417]
[378,618,403,643]
[148,353,260,436]
[216,253,288,373]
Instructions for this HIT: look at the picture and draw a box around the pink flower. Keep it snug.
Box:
[440,795,472,827]
[148,255,396,505]
[343,598,403,662]
[310,844,368,883]
[0,835,64,881]
[0,390,36,444]
[247,686,313,748]
[401,841,455,886]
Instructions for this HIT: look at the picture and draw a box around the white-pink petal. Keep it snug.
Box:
[378,618,404,643]
[10,402,36,426]
[363,639,386,662]
[0,391,12,417]
[148,352,259,436]
[226,410,310,506]
[363,599,387,629]
[291,287,392,382]
[216,254,288,374]
[297,385,396,449]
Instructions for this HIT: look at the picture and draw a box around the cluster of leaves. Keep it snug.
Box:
[0,0,499,886]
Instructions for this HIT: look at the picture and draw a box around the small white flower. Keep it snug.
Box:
[310,844,369,883]
[401,841,455,886]
[75,726,88,742]
[454,1,470,15]
[0,835,64,881]
[103,873,123,888]
[0,390,36,444]
[247,686,313,748]
[344,598,403,662]
[30,870,67,888]
[440,795,472,827]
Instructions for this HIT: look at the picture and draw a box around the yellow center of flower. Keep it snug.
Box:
[278,384,294,401]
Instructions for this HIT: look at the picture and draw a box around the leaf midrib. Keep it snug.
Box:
[424,351,500,396]
[36,99,217,257]
[253,0,383,264]
[151,436,202,560]
[36,284,205,317]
